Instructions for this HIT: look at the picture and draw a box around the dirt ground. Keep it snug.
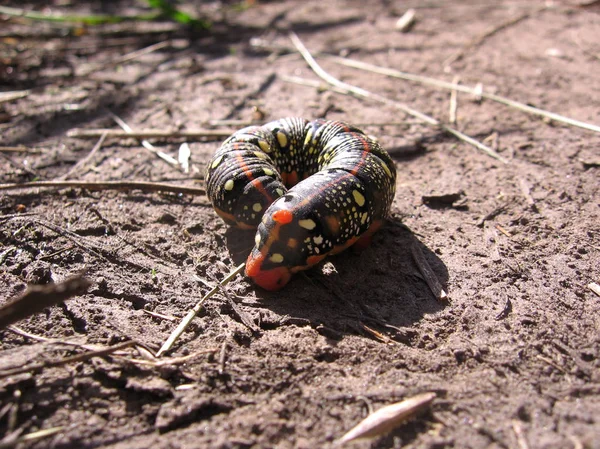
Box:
[1,1,599,448]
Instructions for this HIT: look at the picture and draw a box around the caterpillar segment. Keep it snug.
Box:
[206,118,397,291]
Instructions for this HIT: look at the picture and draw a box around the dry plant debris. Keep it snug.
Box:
[338,392,436,443]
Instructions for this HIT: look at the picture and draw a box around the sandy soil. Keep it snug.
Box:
[1,1,599,448]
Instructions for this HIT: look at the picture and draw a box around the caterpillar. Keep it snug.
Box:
[206,117,396,291]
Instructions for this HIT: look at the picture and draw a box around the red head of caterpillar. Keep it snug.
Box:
[206,118,396,290]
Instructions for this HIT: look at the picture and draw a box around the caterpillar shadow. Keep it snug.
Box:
[224,217,448,343]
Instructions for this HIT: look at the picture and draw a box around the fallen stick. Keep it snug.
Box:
[156,263,246,357]
[0,90,30,104]
[67,128,235,139]
[0,340,135,378]
[288,32,507,164]
[0,274,91,329]
[326,55,600,134]
[251,38,600,135]
[109,111,180,167]
[410,242,448,301]
[0,180,206,196]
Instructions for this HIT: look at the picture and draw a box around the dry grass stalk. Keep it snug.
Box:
[109,111,180,167]
[0,90,30,104]
[410,242,448,301]
[0,146,43,154]
[142,309,177,322]
[0,180,206,196]
[449,75,460,124]
[511,420,530,449]
[0,275,91,329]
[588,282,600,298]
[122,348,216,367]
[156,263,246,357]
[59,131,108,180]
[67,128,234,139]
[338,392,436,443]
[289,32,507,164]
[0,340,135,378]
[326,55,600,134]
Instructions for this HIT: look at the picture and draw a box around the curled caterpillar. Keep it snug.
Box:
[206,118,396,291]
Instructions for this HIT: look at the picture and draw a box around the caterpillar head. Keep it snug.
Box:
[244,194,326,291]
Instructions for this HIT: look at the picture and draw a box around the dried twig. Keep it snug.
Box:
[569,435,585,449]
[588,282,600,298]
[218,341,229,375]
[156,263,246,357]
[288,32,507,164]
[0,340,135,378]
[109,111,179,167]
[121,348,216,367]
[495,224,511,238]
[449,76,460,124]
[537,355,567,374]
[142,309,177,322]
[0,275,91,329]
[78,40,177,76]
[0,180,205,196]
[511,420,530,449]
[325,55,600,134]
[252,37,600,135]
[338,392,436,443]
[0,146,44,154]
[59,132,108,180]
[0,425,65,448]
[0,152,38,177]
[410,242,447,301]
[0,90,30,104]
[67,128,234,139]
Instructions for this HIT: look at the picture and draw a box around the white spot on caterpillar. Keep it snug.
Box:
[270,253,284,263]
[255,233,261,246]
[253,203,262,212]
[211,155,223,168]
[361,212,368,224]
[258,140,271,153]
[299,219,317,230]
[263,167,274,176]
[352,190,366,207]
[276,188,285,196]
[313,236,323,245]
[277,131,288,147]
[254,151,268,160]
[224,179,235,191]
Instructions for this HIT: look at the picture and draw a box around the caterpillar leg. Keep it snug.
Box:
[351,219,383,251]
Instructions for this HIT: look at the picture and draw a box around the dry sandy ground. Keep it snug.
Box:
[1,1,599,448]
